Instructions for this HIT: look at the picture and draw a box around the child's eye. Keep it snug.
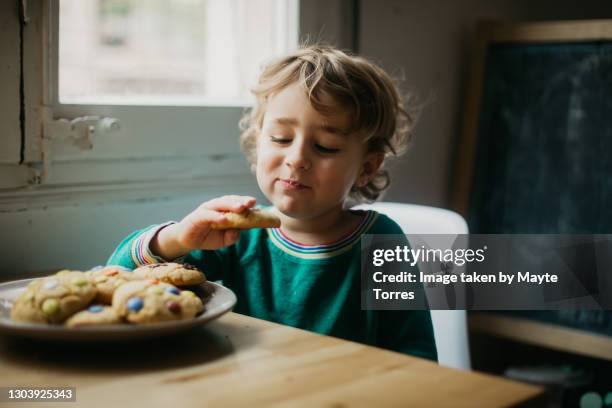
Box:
[270,136,291,144]
[315,144,340,154]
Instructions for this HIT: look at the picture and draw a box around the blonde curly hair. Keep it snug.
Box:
[239,45,414,203]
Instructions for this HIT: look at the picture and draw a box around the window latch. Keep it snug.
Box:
[43,115,121,150]
[33,110,121,184]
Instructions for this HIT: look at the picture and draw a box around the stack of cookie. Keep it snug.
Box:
[10,263,207,327]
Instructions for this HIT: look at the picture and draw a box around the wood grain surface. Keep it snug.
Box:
[0,312,543,407]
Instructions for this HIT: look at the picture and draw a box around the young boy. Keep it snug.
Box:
[108,45,437,361]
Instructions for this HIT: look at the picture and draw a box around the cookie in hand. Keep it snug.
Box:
[212,208,281,230]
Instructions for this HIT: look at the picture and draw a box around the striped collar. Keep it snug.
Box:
[267,210,378,259]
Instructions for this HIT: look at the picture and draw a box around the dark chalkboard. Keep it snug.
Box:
[469,41,612,234]
[453,20,612,345]
[468,42,612,233]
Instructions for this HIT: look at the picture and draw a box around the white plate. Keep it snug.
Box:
[0,278,236,342]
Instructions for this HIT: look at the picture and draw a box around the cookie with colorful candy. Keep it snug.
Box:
[112,279,204,324]
[86,265,139,304]
[65,304,122,327]
[10,270,97,324]
[132,262,206,286]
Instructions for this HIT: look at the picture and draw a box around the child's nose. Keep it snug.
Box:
[285,142,311,171]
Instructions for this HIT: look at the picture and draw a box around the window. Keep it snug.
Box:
[59,0,298,105]
[36,0,299,187]
[2,0,355,196]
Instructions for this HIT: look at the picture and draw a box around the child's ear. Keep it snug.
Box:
[356,152,385,188]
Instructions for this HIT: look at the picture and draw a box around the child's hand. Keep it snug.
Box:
[151,195,256,260]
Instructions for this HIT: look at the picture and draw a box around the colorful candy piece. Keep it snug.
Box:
[104,270,119,277]
[127,297,144,312]
[165,287,180,295]
[166,301,181,314]
[41,298,60,316]
[72,276,88,286]
[180,290,196,298]
[42,279,59,290]
[88,305,104,313]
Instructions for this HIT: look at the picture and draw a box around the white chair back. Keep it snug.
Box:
[356,202,472,370]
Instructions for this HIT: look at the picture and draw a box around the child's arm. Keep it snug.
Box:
[107,227,153,269]
[106,195,256,268]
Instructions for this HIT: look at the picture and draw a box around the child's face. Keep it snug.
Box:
[256,83,372,220]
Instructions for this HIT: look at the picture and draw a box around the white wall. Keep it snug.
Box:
[360,0,612,207]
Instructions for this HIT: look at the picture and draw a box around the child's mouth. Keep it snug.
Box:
[279,179,309,190]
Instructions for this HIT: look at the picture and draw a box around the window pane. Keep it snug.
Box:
[59,0,298,105]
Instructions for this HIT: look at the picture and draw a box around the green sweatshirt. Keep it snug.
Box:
[108,210,438,361]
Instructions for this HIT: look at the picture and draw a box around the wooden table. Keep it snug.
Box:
[0,312,543,407]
